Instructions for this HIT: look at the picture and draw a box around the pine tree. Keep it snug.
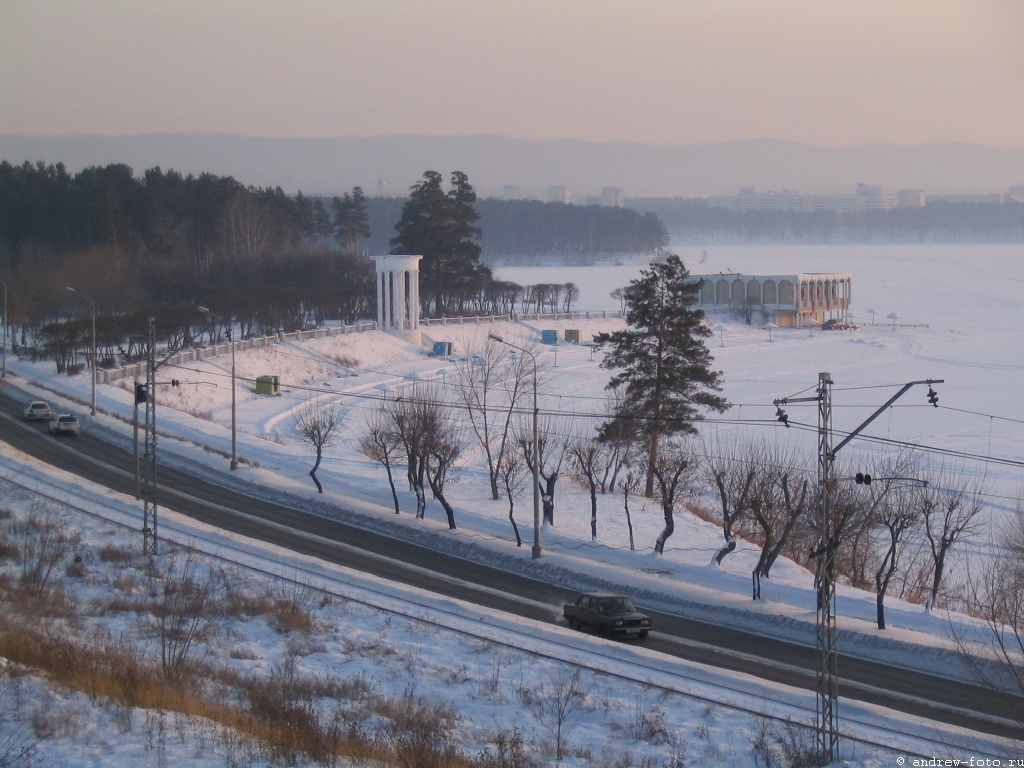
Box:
[594,253,728,496]
[331,186,371,257]
[390,170,487,316]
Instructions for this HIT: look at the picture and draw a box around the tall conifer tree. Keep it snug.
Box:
[390,170,487,316]
[594,253,728,496]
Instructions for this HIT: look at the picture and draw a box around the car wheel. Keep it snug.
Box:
[639,630,649,640]
[568,618,579,631]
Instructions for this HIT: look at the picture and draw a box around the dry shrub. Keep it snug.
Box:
[12,502,80,598]
[98,544,135,564]
[0,535,18,562]
[269,578,320,635]
[378,686,461,768]
[328,354,360,368]
[474,728,535,768]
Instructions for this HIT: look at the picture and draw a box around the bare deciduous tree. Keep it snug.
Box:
[567,432,611,541]
[619,470,642,551]
[703,437,756,567]
[496,448,526,547]
[357,406,402,514]
[738,440,814,600]
[920,463,986,611]
[955,495,1024,721]
[423,409,464,530]
[381,383,463,528]
[525,667,584,761]
[872,483,924,629]
[516,415,569,527]
[751,469,811,600]
[293,400,344,494]
[452,335,536,500]
[651,439,698,554]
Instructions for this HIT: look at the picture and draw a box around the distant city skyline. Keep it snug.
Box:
[2,1,1022,149]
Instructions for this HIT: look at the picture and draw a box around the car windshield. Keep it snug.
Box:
[599,597,634,612]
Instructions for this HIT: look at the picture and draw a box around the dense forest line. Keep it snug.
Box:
[0,161,659,367]
[633,197,1024,243]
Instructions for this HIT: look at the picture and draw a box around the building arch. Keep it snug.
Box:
[730,278,745,304]
[700,279,715,304]
[746,279,761,304]
[779,280,795,304]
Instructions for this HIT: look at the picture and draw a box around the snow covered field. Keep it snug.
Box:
[1,243,1022,766]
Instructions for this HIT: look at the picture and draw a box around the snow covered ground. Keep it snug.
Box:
[1,243,1022,766]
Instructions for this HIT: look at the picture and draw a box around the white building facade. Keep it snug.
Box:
[693,272,853,327]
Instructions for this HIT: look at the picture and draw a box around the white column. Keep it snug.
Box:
[398,269,408,330]
[376,272,385,328]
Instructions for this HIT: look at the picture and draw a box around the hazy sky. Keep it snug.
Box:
[3,0,1022,148]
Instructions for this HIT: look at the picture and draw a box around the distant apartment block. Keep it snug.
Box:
[897,189,925,208]
[503,185,526,201]
[692,271,853,328]
[926,193,1008,205]
[601,186,625,208]
[547,186,573,204]
[708,184,923,213]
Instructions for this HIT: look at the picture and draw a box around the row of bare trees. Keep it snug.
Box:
[286,335,989,628]
[337,340,988,626]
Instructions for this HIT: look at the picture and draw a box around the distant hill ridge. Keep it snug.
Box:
[2,133,1022,200]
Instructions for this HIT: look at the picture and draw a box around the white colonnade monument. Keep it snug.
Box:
[372,255,422,343]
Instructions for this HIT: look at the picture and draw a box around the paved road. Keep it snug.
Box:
[2,383,1022,739]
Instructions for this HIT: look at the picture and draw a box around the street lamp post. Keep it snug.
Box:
[1,279,7,379]
[198,306,238,470]
[66,287,96,415]
[488,333,542,558]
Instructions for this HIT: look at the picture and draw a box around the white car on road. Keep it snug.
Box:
[48,414,81,437]
[24,400,52,420]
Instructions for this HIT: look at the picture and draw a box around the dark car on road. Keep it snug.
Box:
[563,592,651,639]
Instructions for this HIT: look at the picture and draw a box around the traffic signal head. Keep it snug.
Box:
[134,383,148,404]
[927,387,939,407]
[855,472,872,486]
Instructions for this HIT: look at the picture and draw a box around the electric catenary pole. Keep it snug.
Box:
[774,374,943,764]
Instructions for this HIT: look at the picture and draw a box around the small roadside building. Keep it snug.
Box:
[692,272,852,328]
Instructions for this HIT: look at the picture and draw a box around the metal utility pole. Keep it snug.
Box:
[488,333,542,558]
[1,279,7,379]
[774,374,944,764]
[142,318,159,555]
[815,372,838,762]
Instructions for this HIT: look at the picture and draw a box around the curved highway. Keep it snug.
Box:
[2,382,1022,740]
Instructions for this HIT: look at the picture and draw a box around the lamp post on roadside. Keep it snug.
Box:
[1,279,7,379]
[488,333,542,558]
[66,286,96,415]
[198,306,238,470]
